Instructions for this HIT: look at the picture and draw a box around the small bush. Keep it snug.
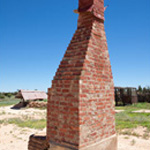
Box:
[0,95,5,99]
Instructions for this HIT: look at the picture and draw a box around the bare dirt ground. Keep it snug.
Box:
[118,134,150,150]
[115,110,124,113]
[132,109,150,113]
[0,106,46,120]
[0,124,45,150]
[0,106,150,150]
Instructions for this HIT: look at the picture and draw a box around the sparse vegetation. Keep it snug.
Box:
[142,132,149,140]
[116,112,150,131]
[0,111,6,115]
[43,99,47,102]
[115,103,150,111]
[0,120,4,124]
[0,96,20,107]
[0,118,46,129]
[130,139,136,146]
[0,92,20,107]
[120,130,140,137]
[116,103,150,139]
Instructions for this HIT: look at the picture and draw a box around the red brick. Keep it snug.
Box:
[47,0,116,149]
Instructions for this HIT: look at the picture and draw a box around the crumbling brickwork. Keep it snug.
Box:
[28,134,49,150]
[47,0,117,150]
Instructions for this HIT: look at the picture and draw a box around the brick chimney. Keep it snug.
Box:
[47,0,117,149]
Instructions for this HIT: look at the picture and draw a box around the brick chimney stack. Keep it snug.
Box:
[47,0,117,149]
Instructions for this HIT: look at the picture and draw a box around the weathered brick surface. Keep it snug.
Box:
[28,134,49,150]
[47,0,116,149]
[78,0,104,20]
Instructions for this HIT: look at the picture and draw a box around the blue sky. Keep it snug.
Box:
[0,0,150,92]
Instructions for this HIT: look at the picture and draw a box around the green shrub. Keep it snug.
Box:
[0,95,5,99]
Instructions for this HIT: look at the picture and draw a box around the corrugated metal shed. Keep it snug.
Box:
[16,90,47,101]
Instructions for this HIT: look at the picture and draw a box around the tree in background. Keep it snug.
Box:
[138,85,143,94]
[0,93,5,99]
[137,86,150,103]
[0,92,18,99]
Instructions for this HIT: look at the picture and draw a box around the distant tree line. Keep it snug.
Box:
[0,92,17,99]
[137,86,150,103]
[137,86,150,94]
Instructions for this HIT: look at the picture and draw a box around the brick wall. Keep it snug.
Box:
[79,13,115,148]
[28,134,49,150]
[47,0,116,149]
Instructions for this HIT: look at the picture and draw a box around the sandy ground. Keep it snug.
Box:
[0,124,45,150]
[132,109,150,113]
[115,109,150,113]
[118,134,150,150]
[115,110,124,113]
[0,106,46,120]
[0,106,150,150]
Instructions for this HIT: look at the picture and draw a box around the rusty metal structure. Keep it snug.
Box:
[115,87,138,106]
